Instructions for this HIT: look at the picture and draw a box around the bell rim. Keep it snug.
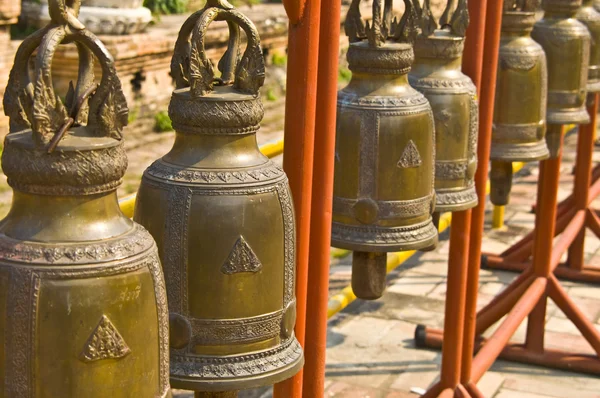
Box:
[169,336,304,391]
[489,141,550,162]
[331,219,438,252]
[586,78,600,93]
[434,186,478,213]
[546,107,591,125]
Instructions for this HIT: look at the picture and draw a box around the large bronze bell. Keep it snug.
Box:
[133,2,303,395]
[409,0,478,214]
[577,1,600,92]
[333,0,438,300]
[0,0,170,396]
[490,1,550,206]
[532,0,591,156]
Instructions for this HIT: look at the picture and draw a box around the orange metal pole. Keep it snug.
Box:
[274,0,321,396]
[438,210,472,391]
[419,0,488,395]
[301,0,340,395]
[567,94,598,270]
[461,0,503,385]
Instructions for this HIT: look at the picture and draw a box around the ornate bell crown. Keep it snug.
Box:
[169,0,265,135]
[501,0,539,32]
[2,0,129,196]
[345,0,427,74]
[412,0,469,60]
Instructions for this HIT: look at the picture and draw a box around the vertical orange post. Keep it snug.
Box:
[439,210,473,394]
[567,94,598,271]
[302,0,341,396]
[417,0,488,396]
[274,0,322,396]
[461,0,503,388]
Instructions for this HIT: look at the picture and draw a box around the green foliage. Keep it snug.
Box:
[266,88,278,102]
[154,111,173,132]
[128,107,139,124]
[338,66,352,84]
[144,0,187,15]
[10,24,38,40]
[271,52,287,67]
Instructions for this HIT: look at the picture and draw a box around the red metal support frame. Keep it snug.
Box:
[483,95,600,284]
[416,0,489,395]
[461,0,504,392]
[274,0,322,396]
[301,0,341,396]
[422,117,600,376]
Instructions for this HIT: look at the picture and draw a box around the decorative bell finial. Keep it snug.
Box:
[0,0,170,396]
[134,2,303,395]
[333,0,438,300]
[409,0,479,214]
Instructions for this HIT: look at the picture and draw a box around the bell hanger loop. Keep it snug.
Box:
[48,0,85,30]
[346,0,421,45]
[4,0,128,151]
[171,3,265,97]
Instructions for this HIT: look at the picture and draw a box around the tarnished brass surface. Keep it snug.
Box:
[577,0,600,92]
[410,0,478,213]
[491,4,549,205]
[0,0,170,396]
[333,0,438,300]
[134,2,302,392]
[532,0,590,133]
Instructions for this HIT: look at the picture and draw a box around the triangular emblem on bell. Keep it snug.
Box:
[397,140,422,168]
[221,236,263,275]
[80,315,131,362]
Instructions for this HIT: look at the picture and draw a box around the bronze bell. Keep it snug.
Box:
[133,2,303,395]
[577,1,600,92]
[333,0,438,300]
[532,0,591,156]
[490,1,550,206]
[409,0,479,214]
[0,0,170,396]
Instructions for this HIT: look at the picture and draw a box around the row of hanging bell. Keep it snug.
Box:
[133,1,303,395]
[409,0,479,216]
[333,0,438,300]
[490,0,595,206]
[0,0,170,395]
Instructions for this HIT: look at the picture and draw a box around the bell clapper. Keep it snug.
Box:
[545,125,563,158]
[490,160,513,206]
[194,391,239,398]
[432,212,441,230]
[351,251,387,300]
